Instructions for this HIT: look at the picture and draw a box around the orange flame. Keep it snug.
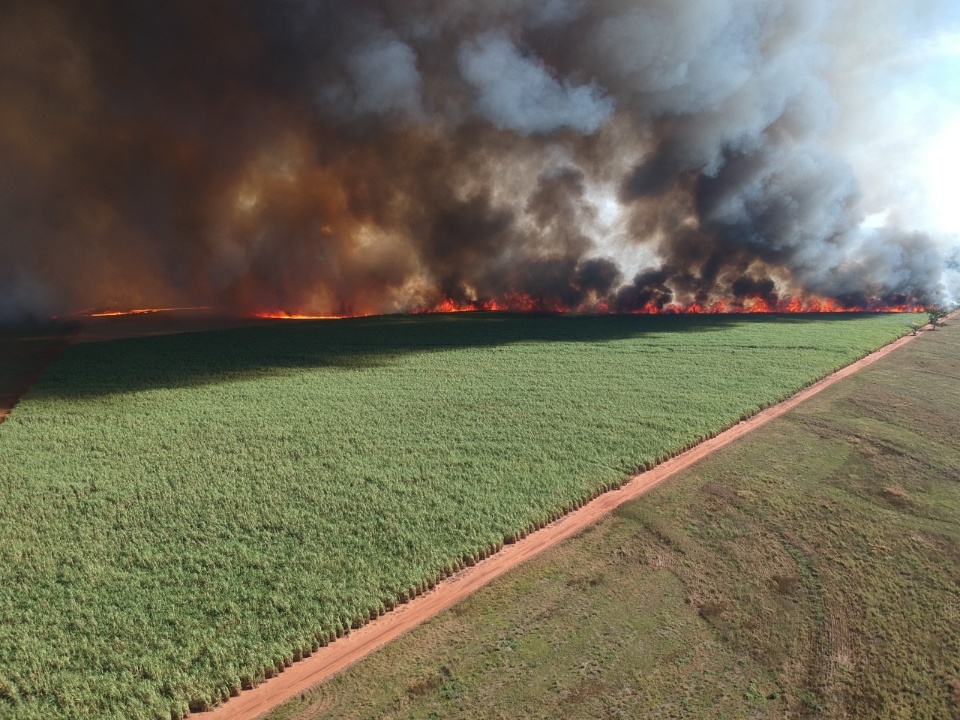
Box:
[412,294,925,316]
[252,311,359,320]
[413,293,570,315]
[746,297,772,313]
[55,306,213,319]
[59,296,925,323]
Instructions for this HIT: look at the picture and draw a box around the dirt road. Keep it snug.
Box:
[204,325,938,720]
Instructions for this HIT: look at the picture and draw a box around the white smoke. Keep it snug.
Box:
[458,32,614,135]
[318,35,424,121]
[527,0,585,28]
[347,38,424,118]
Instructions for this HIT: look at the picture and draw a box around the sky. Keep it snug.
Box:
[919,32,960,234]
[888,15,960,300]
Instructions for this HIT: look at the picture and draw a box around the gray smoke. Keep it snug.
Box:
[0,0,956,322]
[459,32,614,134]
[324,36,425,120]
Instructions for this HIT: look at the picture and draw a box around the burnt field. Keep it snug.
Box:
[0,312,919,718]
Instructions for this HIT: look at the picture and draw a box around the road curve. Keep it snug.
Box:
[202,321,947,720]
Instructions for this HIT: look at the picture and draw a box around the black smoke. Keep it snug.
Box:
[0,0,953,321]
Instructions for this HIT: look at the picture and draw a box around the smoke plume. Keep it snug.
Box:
[1,0,957,321]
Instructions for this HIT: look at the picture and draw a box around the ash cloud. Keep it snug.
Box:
[0,0,956,321]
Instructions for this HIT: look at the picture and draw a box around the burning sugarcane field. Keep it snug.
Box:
[1,1,959,719]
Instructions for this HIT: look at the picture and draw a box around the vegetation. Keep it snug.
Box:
[0,312,919,718]
[0,326,72,419]
[927,306,949,329]
[268,317,960,720]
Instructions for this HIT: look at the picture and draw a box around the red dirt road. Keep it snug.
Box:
[204,325,939,720]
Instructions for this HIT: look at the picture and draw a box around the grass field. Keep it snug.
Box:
[267,320,960,720]
[0,312,919,719]
[0,326,72,420]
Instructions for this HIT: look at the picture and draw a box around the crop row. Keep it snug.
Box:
[0,313,916,718]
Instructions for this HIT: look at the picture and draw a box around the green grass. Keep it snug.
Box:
[0,312,919,719]
[266,320,960,720]
[0,326,71,411]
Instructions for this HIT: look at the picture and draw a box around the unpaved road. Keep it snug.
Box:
[204,324,940,720]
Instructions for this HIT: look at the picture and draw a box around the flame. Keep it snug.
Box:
[746,297,772,313]
[414,293,569,314]
[412,294,925,316]
[55,306,213,319]
[57,296,924,323]
[253,311,361,320]
[89,307,212,318]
